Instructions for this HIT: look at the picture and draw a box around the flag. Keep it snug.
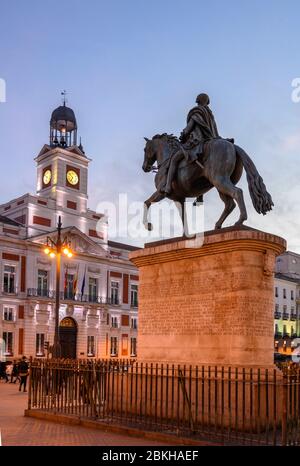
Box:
[64,264,68,295]
[73,265,79,296]
[81,266,86,299]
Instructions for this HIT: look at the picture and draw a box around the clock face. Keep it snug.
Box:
[67,170,79,186]
[43,169,52,185]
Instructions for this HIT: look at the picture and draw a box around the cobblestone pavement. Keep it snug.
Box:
[0,381,168,446]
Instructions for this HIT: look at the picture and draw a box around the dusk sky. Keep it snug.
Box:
[0,0,300,249]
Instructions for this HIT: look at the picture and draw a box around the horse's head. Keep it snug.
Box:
[142,134,178,172]
[142,137,157,172]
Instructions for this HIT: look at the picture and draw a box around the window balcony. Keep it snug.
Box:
[27,288,110,305]
[282,313,289,320]
[274,311,281,319]
[275,332,282,338]
[27,288,55,299]
[109,297,120,306]
[290,313,297,321]
[2,286,18,295]
[2,317,16,323]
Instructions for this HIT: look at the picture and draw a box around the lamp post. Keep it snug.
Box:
[43,216,73,358]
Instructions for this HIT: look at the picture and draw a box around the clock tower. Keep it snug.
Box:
[18,97,107,243]
[36,100,90,212]
[0,96,107,243]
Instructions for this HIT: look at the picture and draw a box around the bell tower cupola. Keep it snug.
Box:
[50,91,77,147]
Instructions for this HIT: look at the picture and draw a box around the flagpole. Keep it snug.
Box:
[81,265,86,301]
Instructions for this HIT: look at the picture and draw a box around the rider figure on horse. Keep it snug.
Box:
[163,93,221,195]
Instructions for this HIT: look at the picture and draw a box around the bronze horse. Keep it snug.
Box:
[142,134,273,231]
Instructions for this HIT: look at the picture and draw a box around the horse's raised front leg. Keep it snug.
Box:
[215,192,236,229]
[143,190,165,231]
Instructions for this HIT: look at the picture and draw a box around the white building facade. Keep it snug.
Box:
[0,102,139,360]
[274,251,300,352]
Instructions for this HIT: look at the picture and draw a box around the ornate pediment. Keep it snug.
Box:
[30,226,108,258]
[68,230,107,256]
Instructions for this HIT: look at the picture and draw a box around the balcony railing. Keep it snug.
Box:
[27,288,55,299]
[274,311,281,319]
[27,288,111,305]
[282,313,289,320]
[110,297,120,306]
[290,313,297,321]
[2,286,18,295]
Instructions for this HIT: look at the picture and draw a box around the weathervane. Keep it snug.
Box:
[61,89,67,106]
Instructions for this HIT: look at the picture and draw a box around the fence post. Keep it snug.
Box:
[178,368,195,433]
[28,356,33,410]
[281,372,288,446]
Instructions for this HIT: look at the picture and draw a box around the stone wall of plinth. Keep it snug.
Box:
[130,226,286,367]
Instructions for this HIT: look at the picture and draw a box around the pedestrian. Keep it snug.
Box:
[6,362,12,381]
[10,360,20,383]
[0,361,9,382]
[18,356,29,392]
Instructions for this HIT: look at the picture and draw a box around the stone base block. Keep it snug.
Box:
[130,226,286,366]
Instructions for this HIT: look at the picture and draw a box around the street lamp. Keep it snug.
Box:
[43,216,74,358]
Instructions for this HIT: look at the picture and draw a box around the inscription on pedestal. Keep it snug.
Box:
[130,228,286,365]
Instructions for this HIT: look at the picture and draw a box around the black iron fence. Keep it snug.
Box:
[27,359,300,446]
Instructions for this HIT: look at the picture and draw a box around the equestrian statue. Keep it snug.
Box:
[142,92,273,231]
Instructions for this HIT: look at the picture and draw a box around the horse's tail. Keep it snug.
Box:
[235,144,274,215]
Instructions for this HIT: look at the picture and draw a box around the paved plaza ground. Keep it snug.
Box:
[0,380,168,446]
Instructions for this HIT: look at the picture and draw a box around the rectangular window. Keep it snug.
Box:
[275,304,279,312]
[122,334,128,356]
[283,305,287,312]
[3,332,13,355]
[110,336,118,356]
[3,306,14,321]
[275,287,278,298]
[87,336,95,357]
[130,284,138,307]
[131,318,137,329]
[130,337,137,356]
[121,314,129,326]
[88,277,98,303]
[36,333,45,356]
[3,265,16,293]
[283,289,286,299]
[37,269,48,297]
[111,316,118,328]
[111,281,119,305]
[291,290,294,300]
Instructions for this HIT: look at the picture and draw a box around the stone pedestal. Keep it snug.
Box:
[130,226,286,367]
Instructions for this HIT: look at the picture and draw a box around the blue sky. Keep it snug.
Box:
[0,0,300,249]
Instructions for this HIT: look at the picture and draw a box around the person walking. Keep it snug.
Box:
[18,356,29,392]
[0,361,9,382]
[10,360,20,383]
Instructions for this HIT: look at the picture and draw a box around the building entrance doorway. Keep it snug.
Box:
[59,317,77,358]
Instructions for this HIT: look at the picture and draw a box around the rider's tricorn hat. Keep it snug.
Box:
[196,93,210,106]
